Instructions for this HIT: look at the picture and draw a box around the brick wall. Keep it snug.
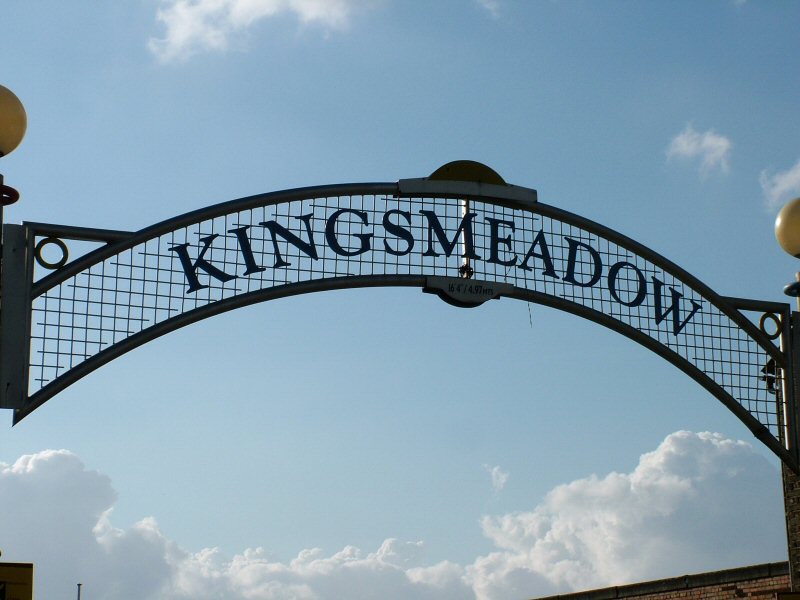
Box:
[784,464,800,590]
[531,562,790,600]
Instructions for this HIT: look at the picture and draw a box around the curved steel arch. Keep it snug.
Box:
[1,176,796,468]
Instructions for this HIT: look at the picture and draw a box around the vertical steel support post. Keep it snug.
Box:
[781,308,800,466]
[783,310,800,591]
[0,175,4,402]
[0,224,32,409]
[788,275,800,456]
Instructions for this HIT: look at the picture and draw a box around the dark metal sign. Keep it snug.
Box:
[165,197,700,330]
[0,162,796,470]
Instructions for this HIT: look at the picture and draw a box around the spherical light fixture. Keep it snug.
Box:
[776,198,800,258]
[0,85,27,157]
[775,198,800,299]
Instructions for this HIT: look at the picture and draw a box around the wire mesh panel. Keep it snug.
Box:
[23,184,788,457]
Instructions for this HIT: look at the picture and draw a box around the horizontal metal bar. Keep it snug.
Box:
[23,222,134,243]
[722,296,791,314]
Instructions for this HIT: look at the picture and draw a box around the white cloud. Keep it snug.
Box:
[0,432,785,600]
[484,464,509,493]
[476,431,785,593]
[475,0,501,18]
[148,0,366,63]
[666,125,732,176]
[760,158,800,211]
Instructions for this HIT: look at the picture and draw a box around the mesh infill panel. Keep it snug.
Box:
[29,192,784,440]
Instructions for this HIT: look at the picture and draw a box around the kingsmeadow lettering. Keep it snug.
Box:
[170,207,701,336]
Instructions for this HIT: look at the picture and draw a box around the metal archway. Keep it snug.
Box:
[1,162,797,470]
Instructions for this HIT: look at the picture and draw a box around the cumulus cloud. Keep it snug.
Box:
[148,0,366,63]
[477,431,785,593]
[484,465,509,493]
[0,432,786,600]
[760,158,800,211]
[666,125,732,176]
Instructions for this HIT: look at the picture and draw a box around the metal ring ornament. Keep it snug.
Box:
[34,237,69,270]
[759,312,782,341]
[0,183,19,206]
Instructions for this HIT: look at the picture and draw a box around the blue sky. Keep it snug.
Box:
[2,1,800,598]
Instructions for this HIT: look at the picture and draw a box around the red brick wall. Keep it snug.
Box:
[532,563,790,600]
[784,464,800,590]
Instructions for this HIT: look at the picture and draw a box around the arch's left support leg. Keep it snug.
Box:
[0,224,32,410]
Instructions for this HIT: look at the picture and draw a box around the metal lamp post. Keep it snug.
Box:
[0,84,27,275]
[0,85,26,395]
[775,197,800,590]
[0,84,26,204]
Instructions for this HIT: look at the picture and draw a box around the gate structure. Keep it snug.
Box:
[0,161,797,477]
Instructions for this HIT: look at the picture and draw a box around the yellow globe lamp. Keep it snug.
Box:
[0,85,27,158]
[776,198,800,300]
[776,198,800,258]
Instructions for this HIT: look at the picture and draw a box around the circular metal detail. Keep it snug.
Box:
[0,85,27,157]
[35,237,69,270]
[759,312,782,340]
[0,182,19,206]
